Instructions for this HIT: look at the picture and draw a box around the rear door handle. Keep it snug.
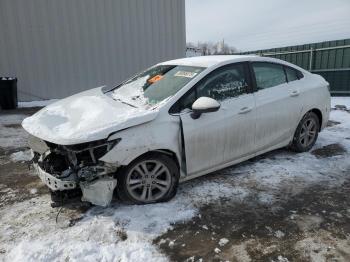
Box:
[238,106,252,114]
[290,90,300,97]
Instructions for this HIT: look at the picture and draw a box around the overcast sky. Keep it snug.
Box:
[186,0,350,51]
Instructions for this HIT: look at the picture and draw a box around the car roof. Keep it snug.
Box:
[158,55,309,74]
[159,55,258,68]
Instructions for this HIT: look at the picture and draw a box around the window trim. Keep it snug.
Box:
[169,62,253,114]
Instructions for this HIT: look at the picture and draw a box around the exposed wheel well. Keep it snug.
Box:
[126,149,180,170]
[309,108,323,130]
[153,149,180,169]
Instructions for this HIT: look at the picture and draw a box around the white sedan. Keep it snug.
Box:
[22,55,331,206]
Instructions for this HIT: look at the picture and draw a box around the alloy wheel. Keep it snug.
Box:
[126,160,172,203]
[299,118,317,147]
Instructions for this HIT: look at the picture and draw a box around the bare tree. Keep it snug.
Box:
[187,41,237,56]
[197,42,214,56]
[221,43,237,54]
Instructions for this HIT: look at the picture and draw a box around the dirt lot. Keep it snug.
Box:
[0,98,350,262]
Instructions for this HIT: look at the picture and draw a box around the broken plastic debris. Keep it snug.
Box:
[80,177,117,206]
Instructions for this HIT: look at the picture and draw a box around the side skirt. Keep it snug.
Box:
[179,139,290,183]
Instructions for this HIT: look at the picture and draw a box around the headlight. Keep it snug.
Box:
[62,138,121,165]
[28,135,50,154]
[63,138,121,152]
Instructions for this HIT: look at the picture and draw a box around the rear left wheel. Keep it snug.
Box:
[117,153,179,204]
[291,111,320,152]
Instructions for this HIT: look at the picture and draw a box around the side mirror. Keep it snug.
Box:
[191,97,220,119]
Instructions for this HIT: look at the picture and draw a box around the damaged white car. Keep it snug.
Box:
[22,55,331,207]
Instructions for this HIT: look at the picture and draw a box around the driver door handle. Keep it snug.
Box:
[290,90,300,97]
[238,106,252,114]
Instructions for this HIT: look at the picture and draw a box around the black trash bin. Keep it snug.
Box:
[0,77,18,110]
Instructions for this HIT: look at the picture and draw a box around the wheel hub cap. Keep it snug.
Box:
[300,118,317,147]
[126,160,171,202]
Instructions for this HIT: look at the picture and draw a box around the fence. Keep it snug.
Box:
[239,39,350,95]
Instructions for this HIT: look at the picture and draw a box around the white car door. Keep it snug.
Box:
[176,63,256,176]
[252,62,302,151]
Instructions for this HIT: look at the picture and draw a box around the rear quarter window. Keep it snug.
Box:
[285,66,303,82]
[285,67,299,82]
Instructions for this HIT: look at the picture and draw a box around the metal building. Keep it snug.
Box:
[240,39,350,96]
[0,0,186,101]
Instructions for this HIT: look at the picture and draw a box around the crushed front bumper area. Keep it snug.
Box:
[34,163,77,191]
[30,136,120,207]
[35,162,118,207]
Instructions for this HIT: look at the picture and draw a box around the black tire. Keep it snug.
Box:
[291,112,320,152]
[116,152,179,204]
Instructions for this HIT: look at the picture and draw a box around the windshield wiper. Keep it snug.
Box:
[102,83,123,94]
[114,97,138,108]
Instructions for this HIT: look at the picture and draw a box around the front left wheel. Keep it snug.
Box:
[117,153,179,204]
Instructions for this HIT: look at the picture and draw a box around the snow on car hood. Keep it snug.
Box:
[22,87,158,145]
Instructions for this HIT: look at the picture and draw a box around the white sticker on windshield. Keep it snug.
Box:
[174,71,198,78]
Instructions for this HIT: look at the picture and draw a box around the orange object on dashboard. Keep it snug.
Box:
[148,74,164,84]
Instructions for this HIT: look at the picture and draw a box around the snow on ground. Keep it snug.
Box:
[0,97,349,261]
[0,184,18,204]
[1,195,195,262]
[331,97,350,109]
[10,150,33,162]
[0,114,29,149]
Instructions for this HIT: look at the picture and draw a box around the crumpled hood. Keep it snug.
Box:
[22,87,158,145]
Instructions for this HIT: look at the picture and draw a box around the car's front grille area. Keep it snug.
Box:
[38,152,70,176]
[44,139,119,169]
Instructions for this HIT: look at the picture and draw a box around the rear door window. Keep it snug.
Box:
[252,62,287,90]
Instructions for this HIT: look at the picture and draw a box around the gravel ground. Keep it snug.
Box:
[0,98,349,262]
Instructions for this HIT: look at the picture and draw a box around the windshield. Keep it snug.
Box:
[110,65,205,107]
